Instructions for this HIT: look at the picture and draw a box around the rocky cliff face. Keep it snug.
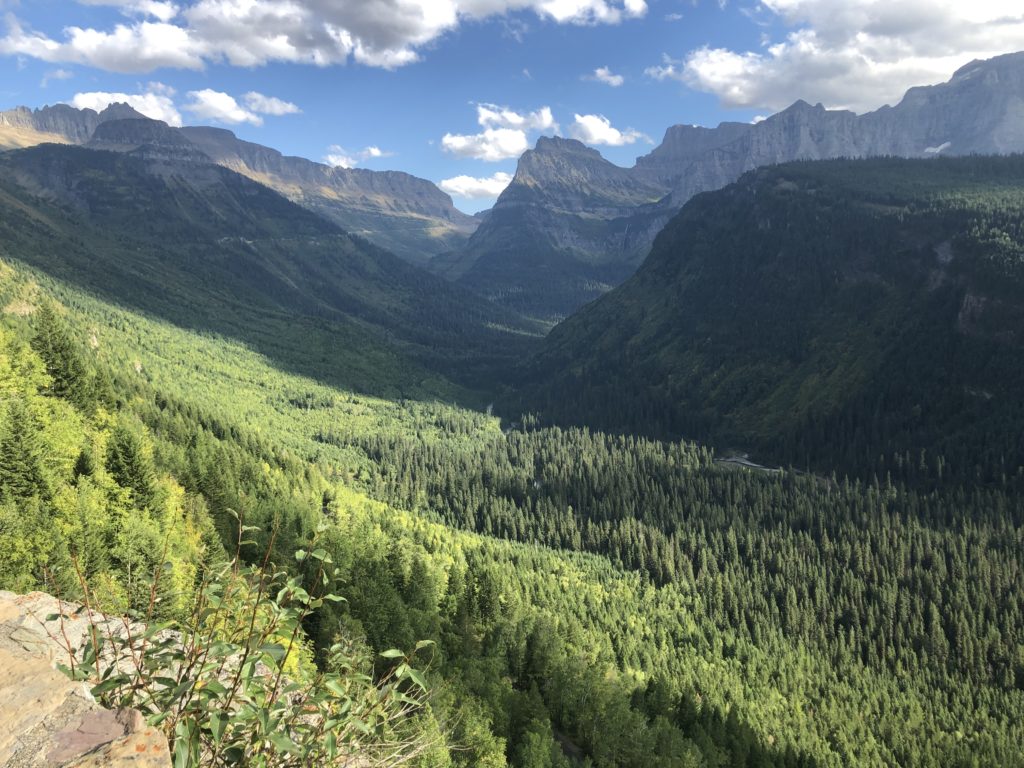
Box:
[0,591,170,767]
[452,50,1024,321]
[87,119,213,165]
[0,103,477,266]
[435,137,669,322]
[0,103,148,149]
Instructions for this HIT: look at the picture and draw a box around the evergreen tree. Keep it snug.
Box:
[31,303,92,409]
[105,420,156,510]
[0,399,49,500]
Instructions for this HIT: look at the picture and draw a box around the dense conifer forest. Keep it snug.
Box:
[1,153,1023,766]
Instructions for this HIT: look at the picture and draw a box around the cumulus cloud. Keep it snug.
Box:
[0,0,647,73]
[569,113,649,146]
[649,0,1024,113]
[242,91,301,116]
[0,16,206,73]
[442,128,529,161]
[439,171,513,199]
[323,144,393,168]
[69,82,182,125]
[477,103,556,131]
[183,89,263,125]
[442,103,557,161]
[586,65,624,86]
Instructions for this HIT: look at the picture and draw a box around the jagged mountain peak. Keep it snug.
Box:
[950,50,1024,82]
[448,49,1024,323]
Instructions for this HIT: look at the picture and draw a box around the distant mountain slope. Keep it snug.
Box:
[515,155,1024,479]
[180,126,477,266]
[0,103,477,266]
[435,137,669,321]
[0,132,539,396]
[452,50,1024,323]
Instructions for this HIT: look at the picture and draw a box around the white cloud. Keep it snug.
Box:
[439,171,513,198]
[242,91,301,116]
[652,0,1024,113]
[40,67,73,88]
[569,113,649,146]
[184,88,261,125]
[0,0,647,73]
[442,103,557,161]
[442,127,529,161]
[69,82,182,125]
[0,16,206,73]
[323,144,393,168]
[477,103,557,131]
[586,65,624,86]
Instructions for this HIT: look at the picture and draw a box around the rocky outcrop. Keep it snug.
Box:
[0,104,148,149]
[87,120,214,165]
[451,50,1024,321]
[0,591,170,767]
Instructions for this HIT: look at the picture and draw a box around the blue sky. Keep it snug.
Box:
[2,0,1023,211]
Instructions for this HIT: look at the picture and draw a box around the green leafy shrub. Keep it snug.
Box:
[56,526,436,768]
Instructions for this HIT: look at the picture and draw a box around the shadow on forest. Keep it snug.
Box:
[0,145,541,408]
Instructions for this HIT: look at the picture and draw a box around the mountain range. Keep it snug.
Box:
[0,118,538,397]
[451,50,1024,321]
[0,102,478,266]
[516,154,1024,477]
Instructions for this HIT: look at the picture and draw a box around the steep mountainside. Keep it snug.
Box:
[435,137,669,321]
[0,104,477,265]
[453,51,1024,322]
[0,135,538,395]
[180,126,477,265]
[516,155,1024,478]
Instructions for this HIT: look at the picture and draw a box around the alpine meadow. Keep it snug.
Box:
[0,4,1023,768]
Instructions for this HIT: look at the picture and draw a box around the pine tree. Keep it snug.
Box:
[105,421,156,509]
[31,302,91,409]
[0,399,49,500]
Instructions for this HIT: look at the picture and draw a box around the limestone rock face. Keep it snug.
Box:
[0,591,170,768]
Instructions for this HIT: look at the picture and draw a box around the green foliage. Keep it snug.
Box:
[1,154,1023,767]
[31,301,93,409]
[105,417,157,510]
[517,155,1024,482]
[61,539,434,767]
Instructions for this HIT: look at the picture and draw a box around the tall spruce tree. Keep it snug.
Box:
[31,302,91,409]
[0,399,49,500]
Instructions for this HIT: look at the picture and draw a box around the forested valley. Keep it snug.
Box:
[0,152,1023,767]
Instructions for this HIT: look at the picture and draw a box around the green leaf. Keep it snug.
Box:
[259,643,287,662]
[379,648,404,659]
[173,718,200,768]
[268,731,302,755]
[406,667,428,691]
[209,712,228,744]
